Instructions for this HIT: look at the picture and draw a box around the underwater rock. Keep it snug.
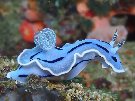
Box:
[0,76,119,101]
[0,55,125,100]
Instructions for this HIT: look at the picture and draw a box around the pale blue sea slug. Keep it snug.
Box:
[7,28,125,82]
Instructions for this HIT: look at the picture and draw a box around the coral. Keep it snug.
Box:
[20,74,120,101]
[94,78,111,89]
[76,0,135,43]
[62,83,119,101]
[77,1,90,17]
[86,0,110,17]
[19,0,46,43]
[111,0,135,11]
[0,55,18,80]
[87,17,128,43]
[79,17,93,32]
[0,79,17,94]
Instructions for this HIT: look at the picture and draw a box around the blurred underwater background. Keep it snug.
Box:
[0,0,135,100]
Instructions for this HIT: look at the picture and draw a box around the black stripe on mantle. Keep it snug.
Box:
[55,46,63,50]
[95,44,109,53]
[67,42,92,54]
[37,57,64,63]
[18,74,54,77]
[30,51,42,60]
[72,59,91,69]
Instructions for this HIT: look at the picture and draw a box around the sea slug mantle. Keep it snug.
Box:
[7,28,125,82]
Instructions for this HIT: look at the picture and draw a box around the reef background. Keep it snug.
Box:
[0,0,135,101]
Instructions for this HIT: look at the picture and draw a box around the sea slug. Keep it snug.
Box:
[7,28,125,82]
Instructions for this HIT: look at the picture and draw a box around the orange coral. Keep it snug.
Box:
[19,20,45,43]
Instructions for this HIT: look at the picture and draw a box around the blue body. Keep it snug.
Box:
[7,38,125,82]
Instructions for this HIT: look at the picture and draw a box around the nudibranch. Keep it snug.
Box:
[7,28,125,82]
